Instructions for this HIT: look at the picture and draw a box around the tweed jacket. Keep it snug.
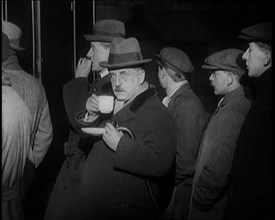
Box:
[2,55,53,167]
[188,86,251,220]
[224,68,272,219]
[44,87,177,220]
[2,86,32,220]
[164,83,207,219]
[168,84,207,185]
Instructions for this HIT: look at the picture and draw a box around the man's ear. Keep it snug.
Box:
[138,69,146,84]
[263,50,271,66]
[227,72,234,86]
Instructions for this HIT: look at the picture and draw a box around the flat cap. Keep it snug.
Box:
[156,47,194,76]
[239,22,271,44]
[2,32,10,62]
[202,48,246,76]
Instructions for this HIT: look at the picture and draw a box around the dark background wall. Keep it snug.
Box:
[3,1,272,219]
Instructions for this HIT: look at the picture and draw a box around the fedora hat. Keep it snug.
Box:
[100,37,152,70]
[2,21,25,51]
[84,19,125,42]
[239,22,271,44]
[202,48,246,76]
[2,32,10,61]
[156,47,194,76]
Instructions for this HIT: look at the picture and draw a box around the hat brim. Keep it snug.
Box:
[238,34,255,41]
[10,43,25,51]
[201,64,218,70]
[83,34,122,42]
[100,59,152,70]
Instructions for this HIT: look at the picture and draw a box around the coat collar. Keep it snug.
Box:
[113,86,157,124]
[219,86,245,108]
[254,67,272,95]
[168,83,191,108]
[2,55,22,71]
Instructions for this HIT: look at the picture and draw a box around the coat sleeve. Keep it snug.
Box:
[192,111,245,211]
[113,110,177,178]
[32,86,53,167]
[63,77,93,130]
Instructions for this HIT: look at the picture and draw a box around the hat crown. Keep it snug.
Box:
[110,37,141,55]
[239,22,271,43]
[159,47,194,74]
[2,21,25,51]
[84,19,125,42]
[100,37,152,69]
[2,21,22,40]
[203,48,245,76]
[93,19,125,37]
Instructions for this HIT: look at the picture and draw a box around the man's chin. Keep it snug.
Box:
[115,96,125,101]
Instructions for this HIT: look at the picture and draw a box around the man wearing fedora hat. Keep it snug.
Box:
[2,20,53,203]
[61,19,125,165]
[63,19,125,136]
[46,37,177,220]
[155,47,207,220]
[187,49,251,220]
[43,19,126,220]
[224,22,272,220]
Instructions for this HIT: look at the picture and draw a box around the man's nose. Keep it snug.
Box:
[242,50,248,60]
[114,76,122,86]
[209,74,213,81]
[87,49,93,58]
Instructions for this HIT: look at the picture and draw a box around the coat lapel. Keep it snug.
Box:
[113,87,157,124]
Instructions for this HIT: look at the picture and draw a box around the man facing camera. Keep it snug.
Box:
[45,37,177,220]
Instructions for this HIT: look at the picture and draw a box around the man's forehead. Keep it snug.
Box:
[109,68,135,74]
[90,41,110,47]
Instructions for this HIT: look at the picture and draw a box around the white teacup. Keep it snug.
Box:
[98,95,114,114]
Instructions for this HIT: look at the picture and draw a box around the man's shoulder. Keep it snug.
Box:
[3,69,46,95]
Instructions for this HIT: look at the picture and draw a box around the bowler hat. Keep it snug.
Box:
[100,37,152,70]
[2,32,10,61]
[239,22,271,44]
[2,21,25,51]
[84,19,125,42]
[202,48,246,76]
[156,47,194,76]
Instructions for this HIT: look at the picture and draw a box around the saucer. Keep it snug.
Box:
[81,127,106,136]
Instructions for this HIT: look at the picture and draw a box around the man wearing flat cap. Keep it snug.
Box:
[224,22,272,220]
[2,20,53,206]
[156,47,207,220]
[44,19,126,220]
[47,37,177,220]
[188,49,251,220]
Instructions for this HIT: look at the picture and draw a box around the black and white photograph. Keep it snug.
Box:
[2,1,272,220]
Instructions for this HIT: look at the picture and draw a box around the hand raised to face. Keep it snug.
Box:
[75,57,92,78]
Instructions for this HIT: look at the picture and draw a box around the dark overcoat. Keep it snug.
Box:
[224,68,272,220]
[63,75,113,131]
[44,87,177,220]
